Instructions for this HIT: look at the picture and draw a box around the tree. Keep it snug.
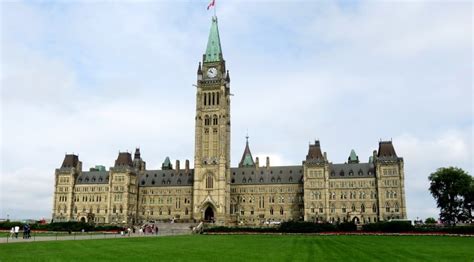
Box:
[428,167,473,225]
[424,217,436,224]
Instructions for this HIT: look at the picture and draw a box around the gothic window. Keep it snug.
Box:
[259,177,263,183]
[213,115,218,125]
[277,177,281,183]
[242,178,246,183]
[270,207,274,215]
[204,115,210,126]
[216,92,220,105]
[330,204,335,213]
[206,174,213,189]
[319,206,324,213]
[342,205,346,213]
[349,170,353,176]
[372,203,377,213]
[395,202,399,212]
[151,179,155,185]
[119,205,123,213]
[185,208,189,215]
[204,93,207,106]
[351,204,356,212]
[385,203,390,213]
[212,92,215,105]
[339,170,344,176]
[280,207,284,215]
[248,178,252,183]
[271,177,275,183]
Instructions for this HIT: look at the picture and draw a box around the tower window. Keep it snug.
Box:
[206,174,213,189]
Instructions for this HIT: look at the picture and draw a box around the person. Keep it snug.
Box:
[139,228,143,235]
[9,227,14,238]
[155,226,158,235]
[127,227,131,237]
[14,225,19,238]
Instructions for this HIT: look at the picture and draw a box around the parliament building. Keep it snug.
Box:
[52,17,407,226]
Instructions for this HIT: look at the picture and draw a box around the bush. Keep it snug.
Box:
[279,221,336,233]
[0,221,124,232]
[336,222,357,232]
[362,221,414,233]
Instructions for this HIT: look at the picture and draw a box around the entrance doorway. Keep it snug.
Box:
[80,217,86,223]
[204,206,214,222]
[352,216,360,224]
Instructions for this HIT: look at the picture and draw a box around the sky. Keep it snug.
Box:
[0,0,472,221]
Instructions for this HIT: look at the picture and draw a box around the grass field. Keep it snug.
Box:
[0,234,473,261]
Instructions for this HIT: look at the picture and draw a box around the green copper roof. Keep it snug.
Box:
[162,156,173,170]
[204,16,223,62]
[349,150,357,161]
[239,137,255,167]
[348,149,359,164]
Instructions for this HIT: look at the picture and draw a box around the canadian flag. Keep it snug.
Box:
[207,0,215,10]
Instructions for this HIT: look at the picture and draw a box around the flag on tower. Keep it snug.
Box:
[207,0,215,10]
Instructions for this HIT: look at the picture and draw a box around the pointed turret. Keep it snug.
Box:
[348,149,359,164]
[162,156,173,170]
[239,136,255,167]
[204,16,223,62]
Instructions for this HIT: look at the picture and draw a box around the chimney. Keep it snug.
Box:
[255,157,260,168]
[176,160,180,171]
[185,159,190,172]
[266,156,270,168]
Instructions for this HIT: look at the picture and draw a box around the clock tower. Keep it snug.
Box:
[192,16,232,224]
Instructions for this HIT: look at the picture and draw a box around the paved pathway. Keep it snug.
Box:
[0,229,192,244]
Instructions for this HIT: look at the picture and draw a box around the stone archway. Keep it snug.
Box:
[204,206,214,222]
[80,217,86,223]
[352,216,360,224]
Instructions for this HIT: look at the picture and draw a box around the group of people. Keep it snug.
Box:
[139,223,159,235]
[9,224,31,239]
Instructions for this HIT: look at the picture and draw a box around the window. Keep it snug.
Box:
[395,203,399,212]
[385,203,390,212]
[213,115,218,125]
[361,204,365,213]
[351,204,356,212]
[270,207,274,215]
[280,207,284,215]
[206,174,213,189]
[372,203,377,213]
[342,205,346,213]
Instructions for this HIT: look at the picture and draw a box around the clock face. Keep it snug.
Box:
[207,67,218,78]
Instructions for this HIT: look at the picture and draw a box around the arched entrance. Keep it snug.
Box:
[204,206,214,222]
[80,217,86,223]
[352,216,360,224]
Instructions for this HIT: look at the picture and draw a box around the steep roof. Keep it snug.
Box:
[348,149,359,164]
[329,163,376,179]
[139,169,194,187]
[306,140,325,163]
[204,16,223,62]
[377,141,397,158]
[162,157,173,170]
[231,166,303,185]
[61,154,79,168]
[115,152,133,167]
[239,137,255,167]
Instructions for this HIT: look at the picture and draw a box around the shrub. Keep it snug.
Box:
[362,221,414,233]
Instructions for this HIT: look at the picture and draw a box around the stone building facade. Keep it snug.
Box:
[52,16,407,226]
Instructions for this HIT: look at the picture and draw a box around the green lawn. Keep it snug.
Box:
[0,234,473,261]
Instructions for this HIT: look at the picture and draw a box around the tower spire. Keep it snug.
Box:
[204,16,223,62]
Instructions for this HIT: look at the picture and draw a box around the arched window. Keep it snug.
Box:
[342,205,347,213]
[248,178,252,183]
[185,208,189,215]
[204,93,207,106]
[280,207,284,215]
[385,203,390,212]
[395,202,399,212]
[213,115,218,125]
[242,178,246,183]
[277,177,281,183]
[372,203,377,213]
[206,174,213,189]
[113,206,116,213]
[351,204,356,212]
[119,205,123,213]
[259,177,264,183]
[270,207,274,215]
[204,115,210,126]
[361,204,365,213]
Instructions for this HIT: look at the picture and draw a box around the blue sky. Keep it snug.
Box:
[1,0,472,221]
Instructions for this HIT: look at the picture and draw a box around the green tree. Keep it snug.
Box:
[424,217,436,224]
[428,167,473,225]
